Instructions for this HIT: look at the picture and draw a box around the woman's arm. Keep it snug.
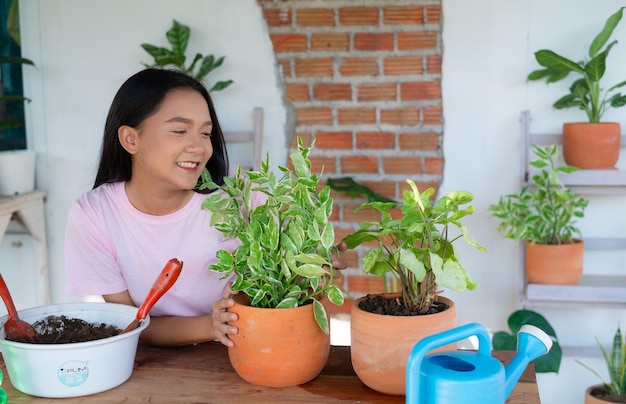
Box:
[103,291,219,346]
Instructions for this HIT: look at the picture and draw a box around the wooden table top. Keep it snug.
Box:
[0,342,540,403]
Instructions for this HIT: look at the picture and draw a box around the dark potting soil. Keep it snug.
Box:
[6,315,121,344]
[589,386,626,403]
[358,294,448,316]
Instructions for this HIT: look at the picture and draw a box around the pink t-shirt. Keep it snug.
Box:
[65,182,262,317]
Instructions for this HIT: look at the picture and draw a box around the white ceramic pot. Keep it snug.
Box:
[0,302,149,398]
[0,150,36,195]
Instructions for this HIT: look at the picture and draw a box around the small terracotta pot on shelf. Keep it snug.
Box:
[525,240,584,285]
[562,122,621,169]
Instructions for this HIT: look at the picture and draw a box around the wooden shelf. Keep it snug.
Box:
[522,275,626,306]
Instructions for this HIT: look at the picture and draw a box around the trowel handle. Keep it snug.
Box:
[406,323,492,401]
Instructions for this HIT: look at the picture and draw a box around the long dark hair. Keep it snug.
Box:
[92,68,228,193]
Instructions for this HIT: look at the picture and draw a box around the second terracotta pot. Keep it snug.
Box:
[562,122,620,169]
[584,384,619,403]
[227,296,330,387]
[350,293,456,396]
[525,240,584,285]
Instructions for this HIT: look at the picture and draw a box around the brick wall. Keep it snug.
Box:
[257,0,444,312]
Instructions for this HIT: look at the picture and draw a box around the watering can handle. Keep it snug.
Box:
[406,323,492,402]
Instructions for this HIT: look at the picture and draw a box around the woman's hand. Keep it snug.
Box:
[211,283,239,347]
[330,242,348,278]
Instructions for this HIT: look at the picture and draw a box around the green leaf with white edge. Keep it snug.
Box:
[431,254,473,292]
[313,299,329,334]
[399,248,426,282]
[292,253,328,265]
[326,285,344,306]
[293,264,326,278]
[276,297,298,309]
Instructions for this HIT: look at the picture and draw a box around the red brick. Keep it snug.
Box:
[381,108,420,125]
[311,33,350,51]
[339,7,379,26]
[424,106,442,125]
[295,58,333,77]
[347,275,387,294]
[314,83,352,101]
[339,58,379,76]
[270,34,307,52]
[354,33,394,51]
[263,8,292,26]
[338,108,376,125]
[398,132,439,151]
[356,132,395,149]
[384,56,423,75]
[297,8,335,26]
[341,155,379,173]
[309,156,337,174]
[383,156,423,174]
[401,82,441,100]
[316,131,353,149]
[427,55,442,74]
[296,107,333,125]
[286,83,310,102]
[384,6,424,24]
[398,32,438,50]
[425,157,444,175]
[357,83,397,101]
[426,6,442,24]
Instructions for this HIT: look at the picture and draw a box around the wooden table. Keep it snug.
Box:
[0,343,540,403]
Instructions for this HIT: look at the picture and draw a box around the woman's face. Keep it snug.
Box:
[128,88,213,192]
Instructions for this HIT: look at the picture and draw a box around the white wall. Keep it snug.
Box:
[15,1,626,403]
[441,1,626,403]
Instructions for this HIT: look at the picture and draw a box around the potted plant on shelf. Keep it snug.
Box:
[527,7,626,169]
[340,179,486,395]
[489,144,589,284]
[576,325,626,403]
[141,19,233,92]
[0,53,37,196]
[199,137,344,388]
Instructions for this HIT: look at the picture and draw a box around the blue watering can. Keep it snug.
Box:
[406,322,552,404]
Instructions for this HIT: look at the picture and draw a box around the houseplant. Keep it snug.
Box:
[340,179,486,395]
[199,137,344,387]
[141,19,233,92]
[489,143,588,284]
[527,7,626,168]
[576,325,626,403]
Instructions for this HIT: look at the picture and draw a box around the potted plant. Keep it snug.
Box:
[141,19,234,92]
[576,325,626,403]
[340,179,486,395]
[199,137,344,387]
[489,144,589,284]
[0,53,37,196]
[527,7,626,169]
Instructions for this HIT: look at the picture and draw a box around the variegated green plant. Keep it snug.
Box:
[199,138,343,333]
[577,326,626,396]
[341,180,486,315]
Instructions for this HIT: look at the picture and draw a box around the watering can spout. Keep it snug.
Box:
[504,324,553,399]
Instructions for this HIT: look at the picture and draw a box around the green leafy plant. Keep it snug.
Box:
[327,177,395,203]
[341,180,486,315]
[492,309,562,373]
[141,19,233,92]
[199,138,344,333]
[0,55,35,130]
[577,326,626,397]
[489,144,588,245]
[527,7,626,123]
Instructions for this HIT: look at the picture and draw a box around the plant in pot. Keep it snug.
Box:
[0,53,37,196]
[527,6,626,169]
[340,179,486,395]
[141,19,234,92]
[576,325,626,403]
[199,137,344,388]
[489,143,589,285]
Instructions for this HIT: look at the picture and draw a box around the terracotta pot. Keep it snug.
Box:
[227,296,330,387]
[584,384,623,403]
[562,122,620,169]
[525,240,583,285]
[350,293,456,396]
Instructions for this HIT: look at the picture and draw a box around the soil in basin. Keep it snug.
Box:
[6,315,121,344]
